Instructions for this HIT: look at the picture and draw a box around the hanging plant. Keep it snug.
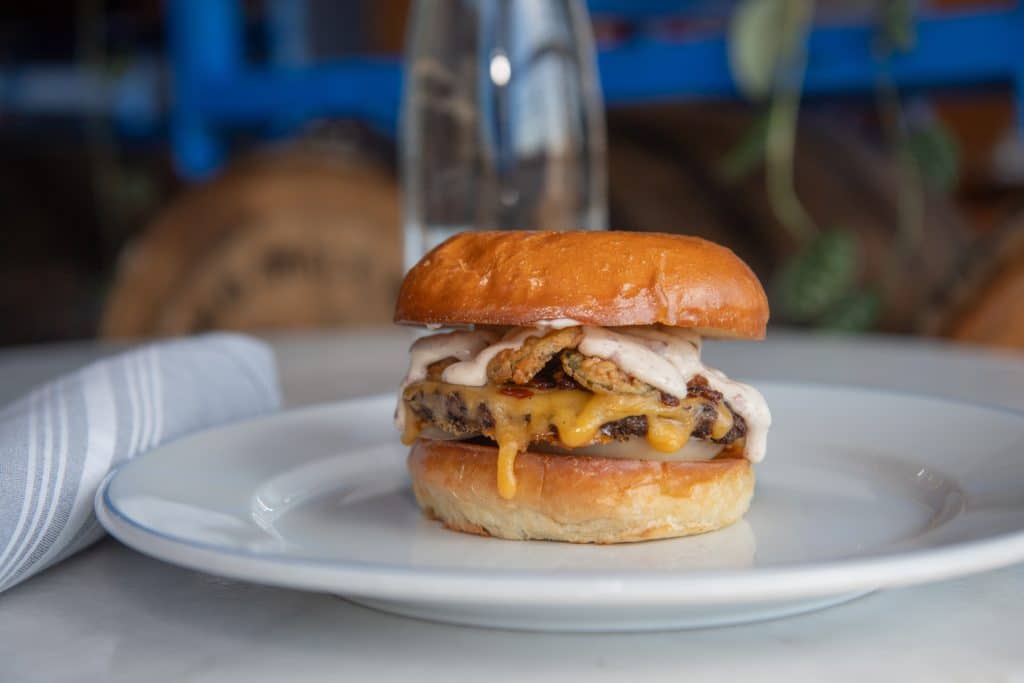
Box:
[723,0,957,332]
[772,229,860,323]
[728,0,868,329]
[904,123,960,192]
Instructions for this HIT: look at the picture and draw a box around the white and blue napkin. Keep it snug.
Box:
[0,333,281,593]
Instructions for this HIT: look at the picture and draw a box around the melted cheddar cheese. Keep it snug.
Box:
[402,381,739,499]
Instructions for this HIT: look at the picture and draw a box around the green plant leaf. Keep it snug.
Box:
[879,0,916,53]
[818,289,883,331]
[772,229,860,322]
[904,122,960,192]
[718,110,770,182]
[728,0,789,99]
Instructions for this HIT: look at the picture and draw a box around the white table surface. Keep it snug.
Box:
[1,329,1023,682]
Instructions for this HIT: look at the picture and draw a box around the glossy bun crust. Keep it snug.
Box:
[408,439,754,543]
[395,231,768,339]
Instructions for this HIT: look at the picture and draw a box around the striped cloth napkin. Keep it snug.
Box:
[0,333,281,593]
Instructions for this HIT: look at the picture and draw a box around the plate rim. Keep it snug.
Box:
[96,381,1024,606]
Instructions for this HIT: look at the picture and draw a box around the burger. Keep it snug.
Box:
[394,231,771,543]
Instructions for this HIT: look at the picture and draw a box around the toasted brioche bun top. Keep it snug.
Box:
[395,231,769,339]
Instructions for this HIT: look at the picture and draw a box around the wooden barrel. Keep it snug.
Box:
[924,214,1024,348]
[101,142,402,338]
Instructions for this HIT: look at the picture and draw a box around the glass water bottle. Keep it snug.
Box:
[400,0,607,270]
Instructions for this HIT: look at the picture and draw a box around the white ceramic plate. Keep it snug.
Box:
[96,383,1024,632]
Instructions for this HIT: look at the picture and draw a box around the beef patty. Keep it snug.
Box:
[403,377,747,448]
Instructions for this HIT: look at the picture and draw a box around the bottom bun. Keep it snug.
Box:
[407,439,754,544]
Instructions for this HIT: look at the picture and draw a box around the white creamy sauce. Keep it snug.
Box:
[440,327,542,386]
[404,322,578,389]
[398,323,772,462]
[396,329,498,430]
[533,318,584,329]
[403,329,499,385]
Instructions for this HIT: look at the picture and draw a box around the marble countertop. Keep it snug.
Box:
[1,329,1023,682]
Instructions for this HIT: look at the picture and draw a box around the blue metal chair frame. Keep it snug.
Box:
[14,0,1007,179]
[163,0,1024,178]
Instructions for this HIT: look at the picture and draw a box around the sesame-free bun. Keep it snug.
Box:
[408,439,754,543]
[395,231,768,339]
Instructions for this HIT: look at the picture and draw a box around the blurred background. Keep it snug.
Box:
[4,0,1024,348]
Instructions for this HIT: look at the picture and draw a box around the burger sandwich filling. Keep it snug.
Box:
[397,323,771,499]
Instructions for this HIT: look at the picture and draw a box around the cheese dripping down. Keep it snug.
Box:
[396,323,771,498]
